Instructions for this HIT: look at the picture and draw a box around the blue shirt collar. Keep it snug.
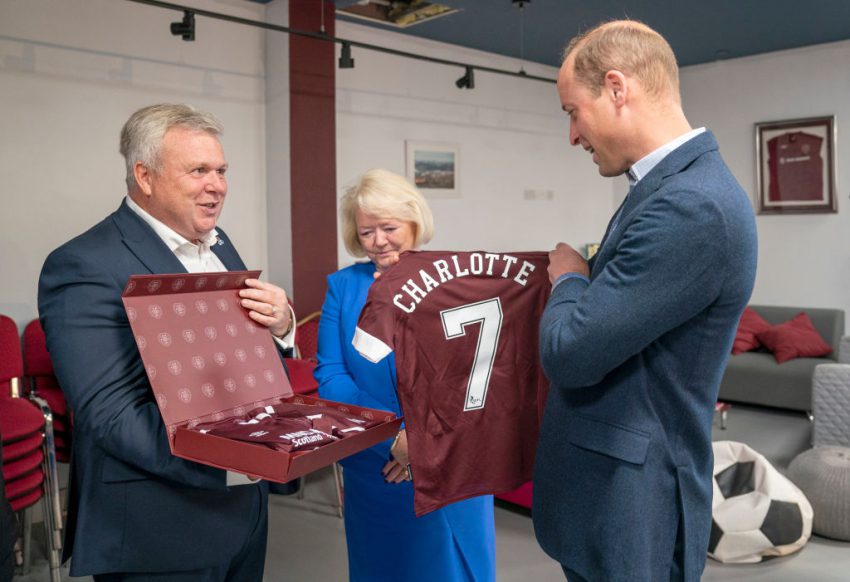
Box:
[627,127,706,187]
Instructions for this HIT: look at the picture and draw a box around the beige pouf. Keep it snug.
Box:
[788,446,850,541]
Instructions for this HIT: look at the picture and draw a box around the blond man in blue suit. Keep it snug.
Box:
[39,104,296,581]
[534,21,757,581]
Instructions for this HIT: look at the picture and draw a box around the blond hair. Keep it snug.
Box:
[340,169,434,258]
[120,103,223,191]
[563,20,680,101]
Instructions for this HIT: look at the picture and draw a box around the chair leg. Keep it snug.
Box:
[20,506,32,575]
[332,462,344,519]
[31,395,64,538]
[296,473,306,500]
[30,395,64,581]
[40,495,62,582]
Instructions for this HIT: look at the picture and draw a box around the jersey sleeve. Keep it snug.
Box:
[352,278,397,363]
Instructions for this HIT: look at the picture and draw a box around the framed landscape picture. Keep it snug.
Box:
[755,116,837,214]
[405,141,459,198]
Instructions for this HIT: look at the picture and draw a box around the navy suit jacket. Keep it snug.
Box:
[38,200,269,576]
[533,131,757,581]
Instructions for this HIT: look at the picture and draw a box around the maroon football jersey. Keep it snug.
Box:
[251,402,382,439]
[196,413,335,452]
[353,250,550,515]
[767,131,824,202]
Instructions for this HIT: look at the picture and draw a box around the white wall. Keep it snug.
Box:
[4,1,848,330]
[264,0,293,293]
[681,41,850,316]
[334,21,617,268]
[0,0,268,329]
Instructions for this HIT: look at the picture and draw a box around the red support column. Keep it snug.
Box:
[289,0,338,315]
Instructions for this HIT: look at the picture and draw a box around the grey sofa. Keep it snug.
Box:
[717,305,846,412]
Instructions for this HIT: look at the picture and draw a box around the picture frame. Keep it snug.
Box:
[755,116,837,214]
[405,141,459,198]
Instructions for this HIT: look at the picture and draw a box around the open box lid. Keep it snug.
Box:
[122,271,294,437]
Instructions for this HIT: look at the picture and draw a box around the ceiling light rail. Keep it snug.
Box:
[124,0,555,85]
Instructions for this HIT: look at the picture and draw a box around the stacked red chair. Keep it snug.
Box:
[295,311,321,363]
[285,358,319,397]
[0,314,62,579]
[495,481,533,509]
[23,320,71,462]
[285,310,322,398]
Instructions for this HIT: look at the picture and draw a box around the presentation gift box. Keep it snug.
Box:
[122,270,402,482]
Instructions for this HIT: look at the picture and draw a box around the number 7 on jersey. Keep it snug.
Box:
[440,298,503,411]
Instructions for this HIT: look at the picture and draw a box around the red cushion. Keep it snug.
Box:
[295,317,320,362]
[7,474,44,511]
[23,319,54,376]
[53,439,71,462]
[0,397,44,442]
[732,307,772,355]
[49,416,69,433]
[756,312,833,364]
[0,315,23,383]
[495,480,533,509]
[33,385,68,417]
[2,448,43,481]
[1,431,43,462]
[285,358,319,396]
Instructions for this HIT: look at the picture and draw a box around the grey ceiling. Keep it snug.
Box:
[319,0,850,68]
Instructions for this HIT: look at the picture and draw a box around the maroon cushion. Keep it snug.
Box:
[495,480,533,509]
[2,448,43,481]
[8,475,44,511]
[0,315,23,383]
[732,307,772,355]
[3,449,44,484]
[756,312,833,364]
[1,431,43,462]
[285,358,319,396]
[50,416,69,433]
[5,466,43,497]
[23,319,54,377]
[34,385,68,417]
[0,397,44,442]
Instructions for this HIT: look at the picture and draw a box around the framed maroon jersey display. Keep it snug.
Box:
[756,116,837,214]
[353,251,550,515]
[122,271,401,483]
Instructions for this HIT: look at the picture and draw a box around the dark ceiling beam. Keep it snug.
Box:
[123,0,555,83]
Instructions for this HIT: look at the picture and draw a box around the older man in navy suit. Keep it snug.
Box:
[39,104,295,581]
[533,21,757,581]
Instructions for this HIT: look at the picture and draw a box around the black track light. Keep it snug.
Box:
[339,42,355,69]
[170,10,195,41]
[455,66,474,90]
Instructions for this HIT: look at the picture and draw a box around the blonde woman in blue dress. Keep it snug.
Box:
[315,169,496,581]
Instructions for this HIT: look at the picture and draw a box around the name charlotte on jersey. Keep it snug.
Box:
[392,253,537,314]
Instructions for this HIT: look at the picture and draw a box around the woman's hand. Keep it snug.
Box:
[373,254,401,280]
[381,429,411,483]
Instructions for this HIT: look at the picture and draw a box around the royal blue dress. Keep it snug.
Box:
[316,262,496,582]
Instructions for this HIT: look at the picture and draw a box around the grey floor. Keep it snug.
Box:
[14,403,850,581]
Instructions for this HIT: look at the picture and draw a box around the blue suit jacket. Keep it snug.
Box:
[533,131,757,581]
[38,200,269,576]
